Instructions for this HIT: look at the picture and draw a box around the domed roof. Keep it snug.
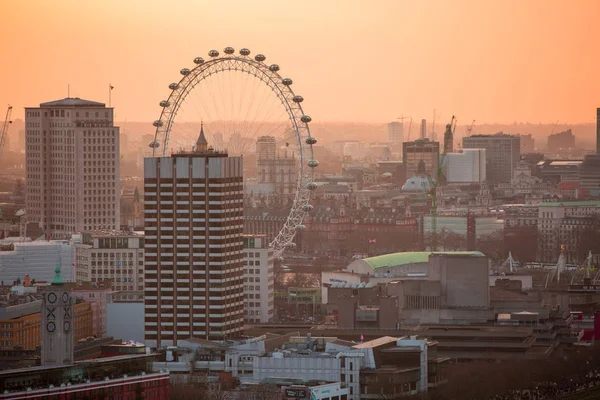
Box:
[401,175,432,192]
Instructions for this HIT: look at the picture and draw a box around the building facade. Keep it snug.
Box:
[547,129,576,153]
[75,231,145,292]
[71,281,113,338]
[256,135,296,197]
[580,154,600,197]
[463,134,520,183]
[243,234,274,323]
[0,354,169,400]
[537,201,600,263]
[520,134,535,154]
[388,121,403,143]
[444,148,486,183]
[144,132,244,348]
[25,98,120,238]
[402,139,440,178]
[0,240,75,284]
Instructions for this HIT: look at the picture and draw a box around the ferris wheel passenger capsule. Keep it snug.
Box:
[269,64,280,72]
[149,141,160,149]
[293,95,304,103]
[286,242,297,249]
[282,78,293,86]
[209,50,220,57]
[255,54,266,62]
[308,159,319,168]
[193,57,204,65]
[305,137,317,145]
[295,224,306,231]
[303,204,314,212]
[301,115,311,123]
[224,47,235,54]
[159,100,170,108]
[169,83,180,90]
[152,120,164,127]
[180,68,190,76]
[307,182,318,190]
[239,48,251,56]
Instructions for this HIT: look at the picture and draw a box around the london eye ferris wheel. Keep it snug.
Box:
[149,47,318,259]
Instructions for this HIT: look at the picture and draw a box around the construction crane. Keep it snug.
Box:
[396,115,412,141]
[0,106,13,162]
[465,119,475,136]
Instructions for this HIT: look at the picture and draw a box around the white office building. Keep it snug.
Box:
[25,98,120,238]
[74,231,145,291]
[444,148,487,183]
[0,239,75,284]
[243,234,274,323]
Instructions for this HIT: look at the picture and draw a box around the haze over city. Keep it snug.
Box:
[1,1,600,400]
[2,0,600,124]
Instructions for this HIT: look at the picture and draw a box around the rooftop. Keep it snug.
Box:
[539,200,600,207]
[362,251,485,270]
[352,336,399,349]
[38,97,106,108]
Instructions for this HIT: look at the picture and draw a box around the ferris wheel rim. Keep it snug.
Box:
[150,48,317,258]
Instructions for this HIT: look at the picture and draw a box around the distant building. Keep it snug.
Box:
[420,119,427,139]
[0,240,75,284]
[144,128,244,347]
[388,121,403,143]
[402,139,440,178]
[71,280,113,338]
[537,200,600,263]
[520,134,535,154]
[580,154,600,197]
[535,159,582,184]
[444,148,486,183]
[463,133,520,183]
[243,235,274,323]
[256,135,296,196]
[25,98,120,238]
[547,129,575,153]
[75,230,145,291]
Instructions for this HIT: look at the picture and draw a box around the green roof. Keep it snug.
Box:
[539,201,600,207]
[363,251,485,270]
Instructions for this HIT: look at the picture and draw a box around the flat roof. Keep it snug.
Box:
[362,251,485,270]
[539,200,600,207]
[38,97,106,108]
[352,336,398,349]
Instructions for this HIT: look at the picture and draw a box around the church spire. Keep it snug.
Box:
[196,121,208,152]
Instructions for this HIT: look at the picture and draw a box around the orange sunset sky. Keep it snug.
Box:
[1,0,599,124]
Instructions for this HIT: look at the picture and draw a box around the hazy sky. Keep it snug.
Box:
[2,0,599,124]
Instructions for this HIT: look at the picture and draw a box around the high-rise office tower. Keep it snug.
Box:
[387,121,403,143]
[25,98,120,238]
[462,133,520,183]
[143,127,244,348]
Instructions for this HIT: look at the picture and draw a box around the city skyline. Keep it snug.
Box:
[2,0,600,125]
